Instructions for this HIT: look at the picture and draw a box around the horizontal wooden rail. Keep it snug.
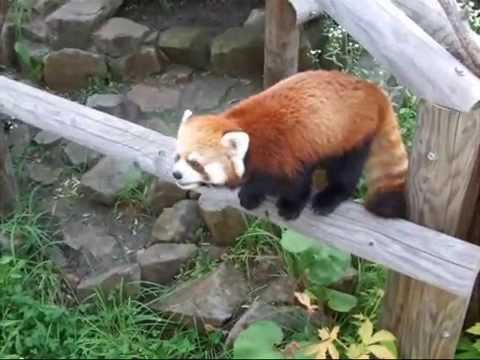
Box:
[1,75,480,297]
[287,0,480,112]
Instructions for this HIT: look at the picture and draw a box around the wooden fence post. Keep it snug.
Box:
[0,126,17,215]
[381,103,480,358]
[263,0,299,88]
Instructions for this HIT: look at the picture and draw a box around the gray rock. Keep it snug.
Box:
[32,0,68,16]
[137,243,197,284]
[63,222,117,258]
[21,18,48,43]
[44,49,107,92]
[152,263,248,327]
[93,17,150,57]
[64,141,101,167]
[46,0,124,49]
[77,263,141,300]
[158,26,211,69]
[7,123,32,157]
[109,46,163,81]
[80,156,143,205]
[86,93,140,121]
[27,162,62,185]
[226,302,313,346]
[199,206,247,246]
[140,117,178,137]
[256,276,297,305]
[151,200,204,244]
[181,75,238,111]
[211,27,264,77]
[127,84,180,113]
[200,245,226,261]
[159,64,194,85]
[34,130,62,145]
[243,8,265,29]
[144,31,158,46]
[146,180,188,215]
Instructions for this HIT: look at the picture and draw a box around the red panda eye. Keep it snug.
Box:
[188,159,202,170]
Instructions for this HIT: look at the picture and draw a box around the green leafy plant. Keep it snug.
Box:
[233,321,284,359]
[281,229,357,313]
[456,323,480,359]
[14,41,43,83]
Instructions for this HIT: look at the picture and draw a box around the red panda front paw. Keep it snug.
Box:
[238,191,266,210]
[276,198,303,220]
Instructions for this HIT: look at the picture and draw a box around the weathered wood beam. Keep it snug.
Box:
[382,103,480,358]
[0,76,479,298]
[287,0,480,112]
[263,0,299,88]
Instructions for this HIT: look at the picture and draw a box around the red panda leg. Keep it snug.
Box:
[312,140,371,215]
[276,172,312,220]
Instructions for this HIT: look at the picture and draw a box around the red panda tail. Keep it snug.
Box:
[364,101,409,218]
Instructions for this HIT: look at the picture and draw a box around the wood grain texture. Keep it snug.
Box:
[0,128,16,215]
[0,76,480,299]
[382,103,480,358]
[264,0,299,88]
[288,0,480,112]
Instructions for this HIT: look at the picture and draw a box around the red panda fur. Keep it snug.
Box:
[178,70,408,218]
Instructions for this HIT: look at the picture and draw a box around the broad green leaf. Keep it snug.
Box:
[358,319,374,344]
[369,330,396,345]
[14,41,31,67]
[467,323,480,336]
[346,344,365,359]
[306,247,351,286]
[280,229,316,253]
[367,344,396,359]
[382,341,398,359]
[233,320,284,359]
[324,289,357,313]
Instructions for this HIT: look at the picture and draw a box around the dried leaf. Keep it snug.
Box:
[294,291,319,313]
[282,341,301,358]
[328,343,340,359]
[305,341,329,359]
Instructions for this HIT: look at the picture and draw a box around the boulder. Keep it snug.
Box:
[93,17,150,57]
[211,27,264,77]
[44,49,107,92]
[32,0,68,16]
[137,243,198,284]
[109,46,163,81]
[86,93,140,121]
[158,64,194,85]
[152,264,249,327]
[77,263,141,300]
[34,130,62,146]
[0,22,16,66]
[151,200,204,244]
[80,156,143,205]
[46,0,124,49]
[127,84,180,113]
[243,8,265,29]
[199,206,247,246]
[63,222,117,258]
[64,141,101,167]
[146,180,188,215]
[27,162,62,185]
[180,75,238,112]
[158,26,211,69]
[7,124,32,157]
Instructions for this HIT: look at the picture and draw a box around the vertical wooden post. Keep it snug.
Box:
[263,0,300,88]
[0,126,17,216]
[381,103,480,358]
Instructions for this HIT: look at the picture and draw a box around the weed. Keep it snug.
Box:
[457,323,480,359]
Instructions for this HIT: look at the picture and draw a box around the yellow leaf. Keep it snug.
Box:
[330,326,340,341]
[294,291,319,313]
[358,319,374,344]
[367,344,396,359]
[347,344,369,359]
[368,330,396,345]
[318,328,330,340]
[328,343,340,359]
[305,342,329,359]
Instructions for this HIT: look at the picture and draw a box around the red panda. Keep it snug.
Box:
[173,70,408,220]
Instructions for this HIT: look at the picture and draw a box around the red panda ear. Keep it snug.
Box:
[221,131,250,159]
[181,109,193,125]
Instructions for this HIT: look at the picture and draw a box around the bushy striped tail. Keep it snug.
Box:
[364,102,408,218]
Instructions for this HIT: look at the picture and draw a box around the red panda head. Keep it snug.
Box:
[172,110,250,190]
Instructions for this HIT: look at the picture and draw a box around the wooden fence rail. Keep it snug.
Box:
[0,75,479,300]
